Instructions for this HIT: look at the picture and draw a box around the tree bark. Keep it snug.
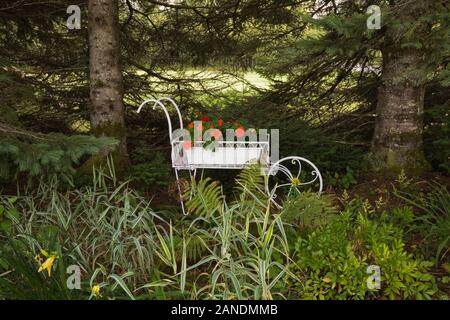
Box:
[370,1,431,174]
[87,0,129,171]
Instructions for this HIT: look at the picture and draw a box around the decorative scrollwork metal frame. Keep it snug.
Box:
[265,157,323,208]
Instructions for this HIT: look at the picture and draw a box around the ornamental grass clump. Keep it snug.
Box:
[0,163,298,300]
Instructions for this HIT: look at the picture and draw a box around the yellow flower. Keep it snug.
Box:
[36,248,58,277]
[91,285,102,297]
[38,255,57,276]
[291,177,301,186]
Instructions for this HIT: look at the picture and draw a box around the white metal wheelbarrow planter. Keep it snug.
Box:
[137,98,323,214]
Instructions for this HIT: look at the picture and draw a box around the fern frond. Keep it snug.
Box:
[234,164,266,197]
[185,178,224,217]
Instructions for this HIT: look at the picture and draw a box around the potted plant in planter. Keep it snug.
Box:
[181,116,265,167]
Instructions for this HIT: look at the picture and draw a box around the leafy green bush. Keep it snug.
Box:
[294,203,438,300]
[280,192,337,233]
[327,167,358,189]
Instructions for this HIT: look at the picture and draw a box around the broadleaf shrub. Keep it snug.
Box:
[294,203,438,300]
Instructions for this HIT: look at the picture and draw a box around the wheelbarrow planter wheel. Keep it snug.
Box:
[265,156,323,208]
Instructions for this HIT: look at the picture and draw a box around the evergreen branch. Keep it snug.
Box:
[0,122,46,141]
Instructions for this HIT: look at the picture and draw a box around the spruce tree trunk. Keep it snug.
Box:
[370,1,430,174]
[87,0,129,171]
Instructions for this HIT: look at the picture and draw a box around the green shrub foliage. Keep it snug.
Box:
[295,201,438,300]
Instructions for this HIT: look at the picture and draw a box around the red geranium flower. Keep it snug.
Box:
[183,140,192,150]
[188,122,194,129]
[212,130,222,140]
[235,127,245,138]
[210,125,214,129]
[201,115,210,122]
[217,119,224,126]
